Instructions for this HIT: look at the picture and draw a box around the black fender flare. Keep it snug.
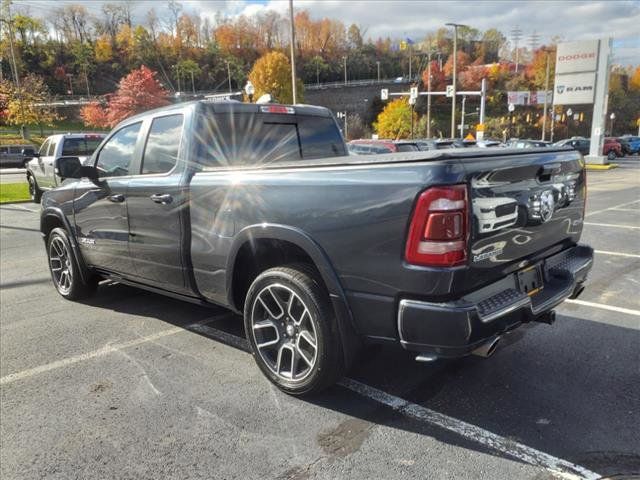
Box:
[226,224,360,363]
[41,206,90,283]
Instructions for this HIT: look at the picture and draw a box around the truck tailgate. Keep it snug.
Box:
[462,149,585,279]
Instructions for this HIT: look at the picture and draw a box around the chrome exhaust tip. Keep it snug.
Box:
[471,336,501,358]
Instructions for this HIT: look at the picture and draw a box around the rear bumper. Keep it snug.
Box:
[397,244,593,358]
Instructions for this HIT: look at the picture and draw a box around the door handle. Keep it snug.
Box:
[150,193,173,205]
[107,194,125,203]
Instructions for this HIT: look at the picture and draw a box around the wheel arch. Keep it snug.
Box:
[41,207,90,283]
[226,224,360,364]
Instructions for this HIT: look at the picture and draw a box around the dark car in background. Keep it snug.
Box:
[348,139,420,153]
[554,137,621,160]
[0,144,36,168]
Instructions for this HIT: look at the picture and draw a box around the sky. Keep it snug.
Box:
[14,0,640,66]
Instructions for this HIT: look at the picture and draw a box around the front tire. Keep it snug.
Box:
[27,174,41,203]
[607,150,616,161]
[47,228,96,300]
[244,265,345,395]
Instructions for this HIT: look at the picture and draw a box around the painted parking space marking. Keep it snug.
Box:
[585,199,639,217]
[339,378,600,480]
[594,250,640,258]
[583,222,640,230]
[564,299,640,316]
[0,318,221,386]
[1,319,602,479]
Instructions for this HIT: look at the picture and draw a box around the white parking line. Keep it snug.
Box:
[0,318,219,386]
[339,378,599,480]
[583,222,640,230]
[585,199,639,217]
[564,299,640,317]
[595,250,640,258]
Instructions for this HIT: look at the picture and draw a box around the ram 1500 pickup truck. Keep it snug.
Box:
[40,101,593,395]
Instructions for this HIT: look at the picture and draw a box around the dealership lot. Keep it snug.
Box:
[1,165,638,479]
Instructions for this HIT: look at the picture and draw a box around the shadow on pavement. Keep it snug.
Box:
[79,281,640,478]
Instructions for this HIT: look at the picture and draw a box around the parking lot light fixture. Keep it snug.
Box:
[609,112,615,136]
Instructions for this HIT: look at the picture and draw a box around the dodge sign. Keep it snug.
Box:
[555,40,599,74]
[553,72,596,105]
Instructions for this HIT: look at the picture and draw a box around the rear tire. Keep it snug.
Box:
[28,174,42,203]
[47,228,97,300]
[607,150,616,161]
[244,265,345,396]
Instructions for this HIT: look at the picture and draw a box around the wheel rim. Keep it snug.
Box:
[28,178,35,199]
[250,284,318,383]
[49,237,73,294]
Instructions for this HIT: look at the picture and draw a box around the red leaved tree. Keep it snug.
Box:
[80,101,110,128]
[106,65,170,126]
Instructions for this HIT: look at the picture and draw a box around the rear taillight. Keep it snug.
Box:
[405,185,469,267]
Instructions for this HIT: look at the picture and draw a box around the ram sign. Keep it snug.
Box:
[555,40,599,74]
[553,72,596,105]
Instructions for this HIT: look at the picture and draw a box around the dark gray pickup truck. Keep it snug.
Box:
[40,101,593,395]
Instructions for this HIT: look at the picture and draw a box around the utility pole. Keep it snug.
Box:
[376,61,380,83]
[459,95,466,138]
[288,0,297,104]
[541,52,550,141]
[511,26,523,73]
[446,23,468,139]
[84,65,91,96]
[225,61,232,93]
[3,0,25,137]
[191,71,195,94]
[408,43,412,81]
[316,58,320,86]
[343,56,347,85]
[426,56,432,138]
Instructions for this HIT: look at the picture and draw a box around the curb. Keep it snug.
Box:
[585,163,618,171]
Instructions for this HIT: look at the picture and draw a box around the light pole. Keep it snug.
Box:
[288,0,297,104]
[343,56,347,85]
[609,112,615,135]
[225,61,232,93]
[409,96,416,139]
[567,108,573,138]
[376,61,380,83]
[244,81,255,103]
[446,23,468,139]
[66,73,74,95]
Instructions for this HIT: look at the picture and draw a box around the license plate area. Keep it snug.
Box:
[517,264,544,296]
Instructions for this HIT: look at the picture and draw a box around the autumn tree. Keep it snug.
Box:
[630,66,640,92]
[248,51,304,104]
[2,75,58,133]
[374,98,416,140]
[80,101,110,128]
[80,66,170,128]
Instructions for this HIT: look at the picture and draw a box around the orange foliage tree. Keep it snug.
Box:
[80,102,110,128]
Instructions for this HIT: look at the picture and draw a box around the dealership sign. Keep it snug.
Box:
[555,40,599,74]
[553,72,596,105]
[507,91,552,106]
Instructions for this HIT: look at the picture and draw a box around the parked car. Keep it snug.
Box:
[476,139,504,148]
[507,139,551,148]
[0,144,36,168]
[25,133,106,202]
[39,100,593,395]
[414,139,456,150]
[348,139,420,153]
[617,135,640,155]
[554,137,621,161]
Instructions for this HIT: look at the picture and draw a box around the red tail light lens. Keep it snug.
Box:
[260,105,295,114]
[405,185,469,267]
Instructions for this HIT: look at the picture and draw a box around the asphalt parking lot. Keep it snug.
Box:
[1,163,639,480]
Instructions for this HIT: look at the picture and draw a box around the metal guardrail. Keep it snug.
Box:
[304,78,414,90]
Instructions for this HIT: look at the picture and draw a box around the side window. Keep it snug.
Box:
[298,117,347,159]
[39,139,50,156]
[142,114,184,174]
[47,140,57,157]
[96,122,142,178]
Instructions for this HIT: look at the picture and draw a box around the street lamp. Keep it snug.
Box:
[609,112,616,135]
[376,61,380,83]
[409,95,416,139]
[446,23,469,139]
[567,108,573,138]
[343,56,347,85]
[244,81,255,103]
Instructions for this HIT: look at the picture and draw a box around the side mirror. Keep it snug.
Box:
[55,156,97,180]
[31,151,40,158]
